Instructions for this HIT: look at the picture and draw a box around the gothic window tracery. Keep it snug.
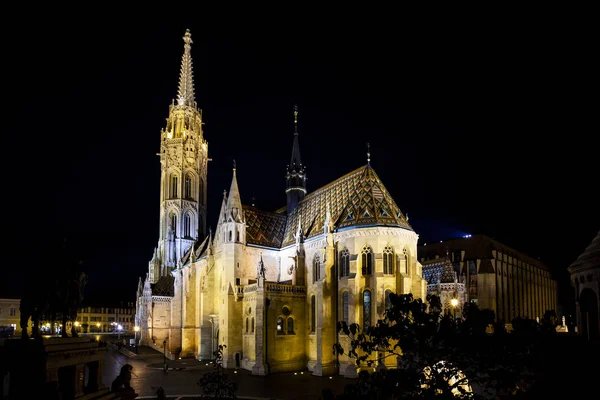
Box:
[340,248,350,278]
[287,317,294,334]
[184,174,192,199]
[361,246,373,275]
[313,255,321,282]
[184,213,192,238]
[170,213,177,238]
[383,246,394,274]
[171,175,178,198]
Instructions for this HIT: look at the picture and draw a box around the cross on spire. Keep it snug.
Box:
[367,142,371,166]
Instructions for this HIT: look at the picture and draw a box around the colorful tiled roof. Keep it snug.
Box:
[281,165,412,246]
[244,206,287,248]
[422,257,457,284]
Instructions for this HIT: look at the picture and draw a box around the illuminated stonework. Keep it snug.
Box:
[135,29,427,377]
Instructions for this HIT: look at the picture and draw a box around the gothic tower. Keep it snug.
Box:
[285,105,307,214]
[150,29,208,283]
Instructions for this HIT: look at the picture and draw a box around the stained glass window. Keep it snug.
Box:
[362,247,373,275]
[340,248,350,277]
[383,246,394,274]
[363,290,371,329]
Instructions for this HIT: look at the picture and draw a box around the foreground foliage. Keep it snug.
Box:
[197,345,238,399]
[332,293,558,399]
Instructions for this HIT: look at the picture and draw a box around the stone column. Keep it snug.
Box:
[252,275,268,375]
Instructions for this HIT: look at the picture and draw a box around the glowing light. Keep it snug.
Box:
[451,298,458,307]
[74,321,80,327]
[134,326,140,332]
[96,323,100,327]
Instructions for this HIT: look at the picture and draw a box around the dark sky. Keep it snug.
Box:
[4,14,597,309]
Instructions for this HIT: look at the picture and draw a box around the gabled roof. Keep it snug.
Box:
[244,205,287,248]
[569,230,600,272]
[281,165,412,246]
[422,257,458,284]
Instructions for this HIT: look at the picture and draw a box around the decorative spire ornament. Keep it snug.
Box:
[367,142,371,166]
[177,29,195,107]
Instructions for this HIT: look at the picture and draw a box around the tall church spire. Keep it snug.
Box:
[177,29,195,107]
[286,105,307,214]
[227,160,243,222]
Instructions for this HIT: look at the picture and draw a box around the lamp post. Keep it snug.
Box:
[163,339,168,372]
[96,322,100,333]
[74,321,80,333]
[451,298,458,320]
[134,326,140,354]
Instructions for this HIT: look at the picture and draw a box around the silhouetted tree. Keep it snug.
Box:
[197,345,237,399]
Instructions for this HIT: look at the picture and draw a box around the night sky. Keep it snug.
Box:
[4,15,597,311]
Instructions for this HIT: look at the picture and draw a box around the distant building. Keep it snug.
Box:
[0,298,21,336]
[421,256,467,319]
[73,301,136,334]
[568,230,599,341]
[418,235,557,322]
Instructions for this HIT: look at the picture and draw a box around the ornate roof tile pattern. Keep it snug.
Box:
[281,165,412,247]
[243,206,287,248]
[151,275,175,297]
[422,257,457,284]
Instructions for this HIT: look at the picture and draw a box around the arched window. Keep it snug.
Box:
[170,213,177,237]
[310,295,316,333]
[228,231,232,242]
[276,317,285,334]
[403,248,409,275]
[361,246,373,275]
[287,317,294,334]
[236,230,240,242]
[342,291,349,324]
[251,317,254,333]
[184,213,192,238]
[246,318,249,333]
[313,255,321,282]
[184,174,192,199]
[383,246,394,274]
[385,289,392,311]
[363,290,372,329]
[340,248,350,278]
[171,175,178,198]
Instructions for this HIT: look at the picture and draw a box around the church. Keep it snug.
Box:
[135,29,426,377]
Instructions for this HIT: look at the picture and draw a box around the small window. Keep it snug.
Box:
[251,317,254,333]
[277,317,285,334]
[383,246,394,274]
[363,290,371,329]
[340,248,350,278]
[184,213,192,238]
[236,230,240,242]
[171,175,178,198]
[10,308,16,316]
[313,255,321,282]
[246,318,249,333]
[170,213,177,237]
[287,317,294,334]
[228,231,232,241]
[185,174,192,199]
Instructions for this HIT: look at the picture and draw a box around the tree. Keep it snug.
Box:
[333,293,543,399]
[197,345,238,399]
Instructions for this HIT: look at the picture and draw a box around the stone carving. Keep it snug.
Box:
[111,364,138,398]
[257,256,266,279]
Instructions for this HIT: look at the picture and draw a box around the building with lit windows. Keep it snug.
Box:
[0,298,23,336]
[135,29,426,378]
[73,301,136,334]
[418,235,557,323]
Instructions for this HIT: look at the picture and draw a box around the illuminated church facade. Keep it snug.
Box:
[135,30,426,377]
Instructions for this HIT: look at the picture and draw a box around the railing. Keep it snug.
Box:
[266,283,306,294]
[427,282,466,291]
[245,284,258,293]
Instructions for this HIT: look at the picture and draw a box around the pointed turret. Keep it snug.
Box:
[286,105,307,214]
[227,160,243,223]
[177,29,195,107]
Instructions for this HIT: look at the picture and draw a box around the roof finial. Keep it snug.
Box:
[251,192,256,207]
[233,159,236,171]
[177,29,195,107]
[367,142,371,166]
[293,104,299,135]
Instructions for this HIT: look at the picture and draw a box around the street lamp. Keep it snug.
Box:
[451,298,458,320]
[134,326,140,354]
[74,321,80,334]
[96,322,101,332]
[163,339,168,372]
